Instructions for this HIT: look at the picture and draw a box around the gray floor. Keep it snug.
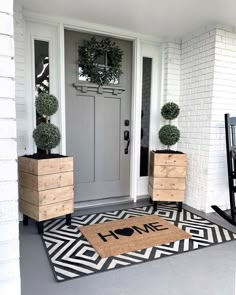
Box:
[20,201,236,295]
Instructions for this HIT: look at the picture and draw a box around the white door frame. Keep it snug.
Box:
[24,12,161,204]
[137,42,162,196]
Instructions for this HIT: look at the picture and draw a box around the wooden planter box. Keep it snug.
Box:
[18,156,74,233]
[149,151,187,209]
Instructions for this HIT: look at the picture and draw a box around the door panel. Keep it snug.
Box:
[96,97,121,182]
[65,30,132,202]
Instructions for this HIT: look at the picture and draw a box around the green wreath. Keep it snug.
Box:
[78,37,123,86]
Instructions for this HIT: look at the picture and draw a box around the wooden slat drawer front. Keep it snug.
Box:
[19,171,74,191]
[153,165,186,178]
[37,171,74,191]
[19,172,38,190]
[149,187,185,201]
[39,199,74,221]
[20,199,74,221]
[19,186,39,206]
[18,156,73,175]
[20,186,74,206]
[37,157,73,175]
[149,177,186,190]
[151,152,187,166]
[38,186,74,205]
[18,157,38,175]
[20,200,39,221]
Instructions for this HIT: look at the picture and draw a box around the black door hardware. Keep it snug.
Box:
[124,130,130,154]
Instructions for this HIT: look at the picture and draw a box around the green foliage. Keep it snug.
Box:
[159,102,181,149]
[33,93,61,154]
[78,37,123,86]
[35,93,59,117]
[33,123,61,151]
[161,102,180,120]
[159,125,180,147]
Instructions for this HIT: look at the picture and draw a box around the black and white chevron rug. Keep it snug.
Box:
[42,204,236,282]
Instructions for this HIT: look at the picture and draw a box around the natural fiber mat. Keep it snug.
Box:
[80,214,191,257]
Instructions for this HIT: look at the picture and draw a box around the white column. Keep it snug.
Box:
[0,0,21,294]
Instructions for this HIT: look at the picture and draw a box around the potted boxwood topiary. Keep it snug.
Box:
[149,102,187,212]
[18,93,74,234]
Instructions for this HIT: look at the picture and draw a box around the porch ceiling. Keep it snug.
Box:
[23,0,236,38]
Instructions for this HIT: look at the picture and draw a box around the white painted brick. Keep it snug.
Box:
[0,200,18,222]
[0,239,19,262]
[0,1,13,13]
[0,139,17,159]
[0,35,14,57]
[0,99,15,118]
[0,260,20,281]
[0,221,19,242]
[0,181,18,201]
[0,119,16,138]
[0,13,13,36]
[0,160,17,181]
[0,77,14,99]
[0,277,21,295]
[0,56,14,77]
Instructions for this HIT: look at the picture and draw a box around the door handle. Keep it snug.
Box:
[124,130,130,154]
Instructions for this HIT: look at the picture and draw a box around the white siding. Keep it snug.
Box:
[14,0,27,156]
[0,0,21,294]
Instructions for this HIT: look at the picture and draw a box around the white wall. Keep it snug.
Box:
[206,25,236,211]
[163,25,236,212]
[14,0,27,156]
[0,0,21,294]
[179,27,216,212]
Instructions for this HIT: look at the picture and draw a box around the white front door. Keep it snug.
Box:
[65,30,133,202]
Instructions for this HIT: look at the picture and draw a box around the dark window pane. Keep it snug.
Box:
[140,57,152,177]
[34,40,49,96]
[34,40,50,154]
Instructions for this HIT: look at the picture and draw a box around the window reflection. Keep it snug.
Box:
[34,40,50,96]
[140,57,152,177]
[34,40,50,154]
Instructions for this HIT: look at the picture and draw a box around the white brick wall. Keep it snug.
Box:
[0,1,21,294]
[163,25,236,212]
[178,28,216,212]
[205,25,236,212]
[162,41,181,104]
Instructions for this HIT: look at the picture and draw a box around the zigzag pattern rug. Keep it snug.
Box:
[42,204,236,282]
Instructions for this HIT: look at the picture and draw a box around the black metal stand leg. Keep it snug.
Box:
[153,201,158,211]
[149,197,153,204]
[178,202,183,212]
[23,214,29,226]
[66,214,71,226]
[37,221,44,234]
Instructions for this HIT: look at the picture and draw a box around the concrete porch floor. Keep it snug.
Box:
[20,200,236,295]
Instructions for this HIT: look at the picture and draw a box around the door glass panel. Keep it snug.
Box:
[34,40,50,153]
[140,57,152,177]
[34,40,50,97]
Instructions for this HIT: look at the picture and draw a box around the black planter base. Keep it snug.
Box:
[22,214,72,234]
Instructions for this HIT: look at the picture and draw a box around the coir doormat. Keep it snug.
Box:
[80,215,191,257]
[42,204,236,282]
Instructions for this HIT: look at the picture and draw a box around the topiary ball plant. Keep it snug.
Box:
[159,125,180,147]
[159,102,181,150]
[161,102,179,120]
[33,93,61,155]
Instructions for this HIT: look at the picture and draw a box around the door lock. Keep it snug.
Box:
[124,130,130,154]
